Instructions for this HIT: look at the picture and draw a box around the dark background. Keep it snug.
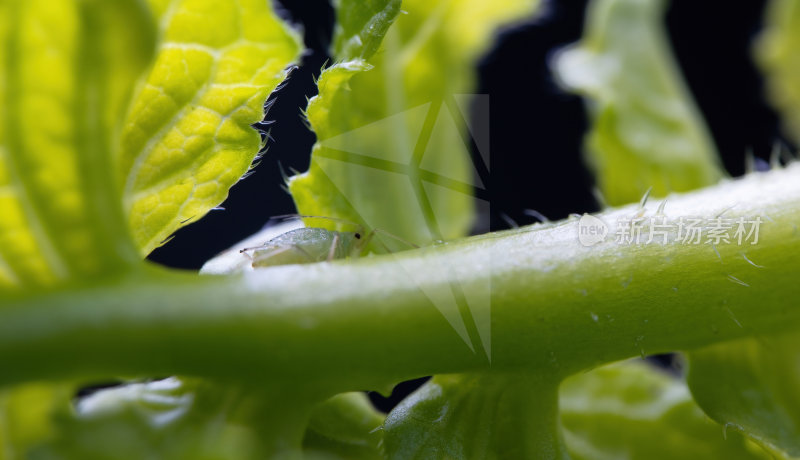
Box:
[147,0,787,411]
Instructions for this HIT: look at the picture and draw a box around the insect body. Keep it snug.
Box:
[241,227,370,268]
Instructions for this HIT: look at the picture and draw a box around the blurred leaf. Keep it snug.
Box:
[303,392,384,460]
[383,374,568,459]
[561,361,768,460]
[756,0,800,144]
[687,333,800,458]
[0,0,304,283]
[561,2,799,457]
[119,0,302,255]
[332,0,402,60]
[554,0,723,206]
[32,378,259,459]
[0,0,155,291]
[289,0,538,250]
[0,382,75,459]
[26,381,384,460]
[30,378,320,460]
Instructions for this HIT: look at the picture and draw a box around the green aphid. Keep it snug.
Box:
[240,226,373,268]
[240,216,418,268]
[239,215,420,268]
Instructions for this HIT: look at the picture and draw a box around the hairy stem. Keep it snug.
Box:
[2,165,800,389]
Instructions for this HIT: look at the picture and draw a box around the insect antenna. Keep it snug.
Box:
[355,228,419,257]
[367,233,393,254]
[271,213,364,230]
[371,228,419,250]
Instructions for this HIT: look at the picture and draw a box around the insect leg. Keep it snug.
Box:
[372,228,420,250]
[251,245,294,267]
[251,244,316,267]
[327,233,340,262]
[240,244,268,253]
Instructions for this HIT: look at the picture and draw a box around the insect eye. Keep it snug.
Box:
[355,232,361,239]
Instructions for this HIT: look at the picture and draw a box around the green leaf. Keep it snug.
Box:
[383,373,568,460]
[0,382,76,458]
[40,379,258,459]
[687,333,800,458]
[289,0,538,249]
[30,378,256,459]
[29,380,384,460]
[561,361,768,460]
[554,0,723,206]
[303,392,384,460]
[119,0,302,255]
[332,0,402,61]
[30,378,328,460]
[560,2,790,457]
[756,0,800,144]
[0,0,156,290]
[21,380,384,460]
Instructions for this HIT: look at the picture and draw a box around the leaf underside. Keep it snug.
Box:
[289,0,539,250]
[554,0,723,206]
[120,0,302,255]
[0,0,154,291]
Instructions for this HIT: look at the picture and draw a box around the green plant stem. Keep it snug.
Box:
[2,165,800,389]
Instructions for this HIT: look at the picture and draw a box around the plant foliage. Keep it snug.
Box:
[1,0,800,458]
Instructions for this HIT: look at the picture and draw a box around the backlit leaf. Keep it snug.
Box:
[119,0,302,255]
[554,0,723,206]
[0,382,75,459]
[332,0,402,61]
[289,0,538,249]
[562,361,767,460]
[383,374,567,459]
[688,333,800,458]
[757,0,800,144]
[303,392,384,460]
[0,0,156,291]
[30,378,316,460]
